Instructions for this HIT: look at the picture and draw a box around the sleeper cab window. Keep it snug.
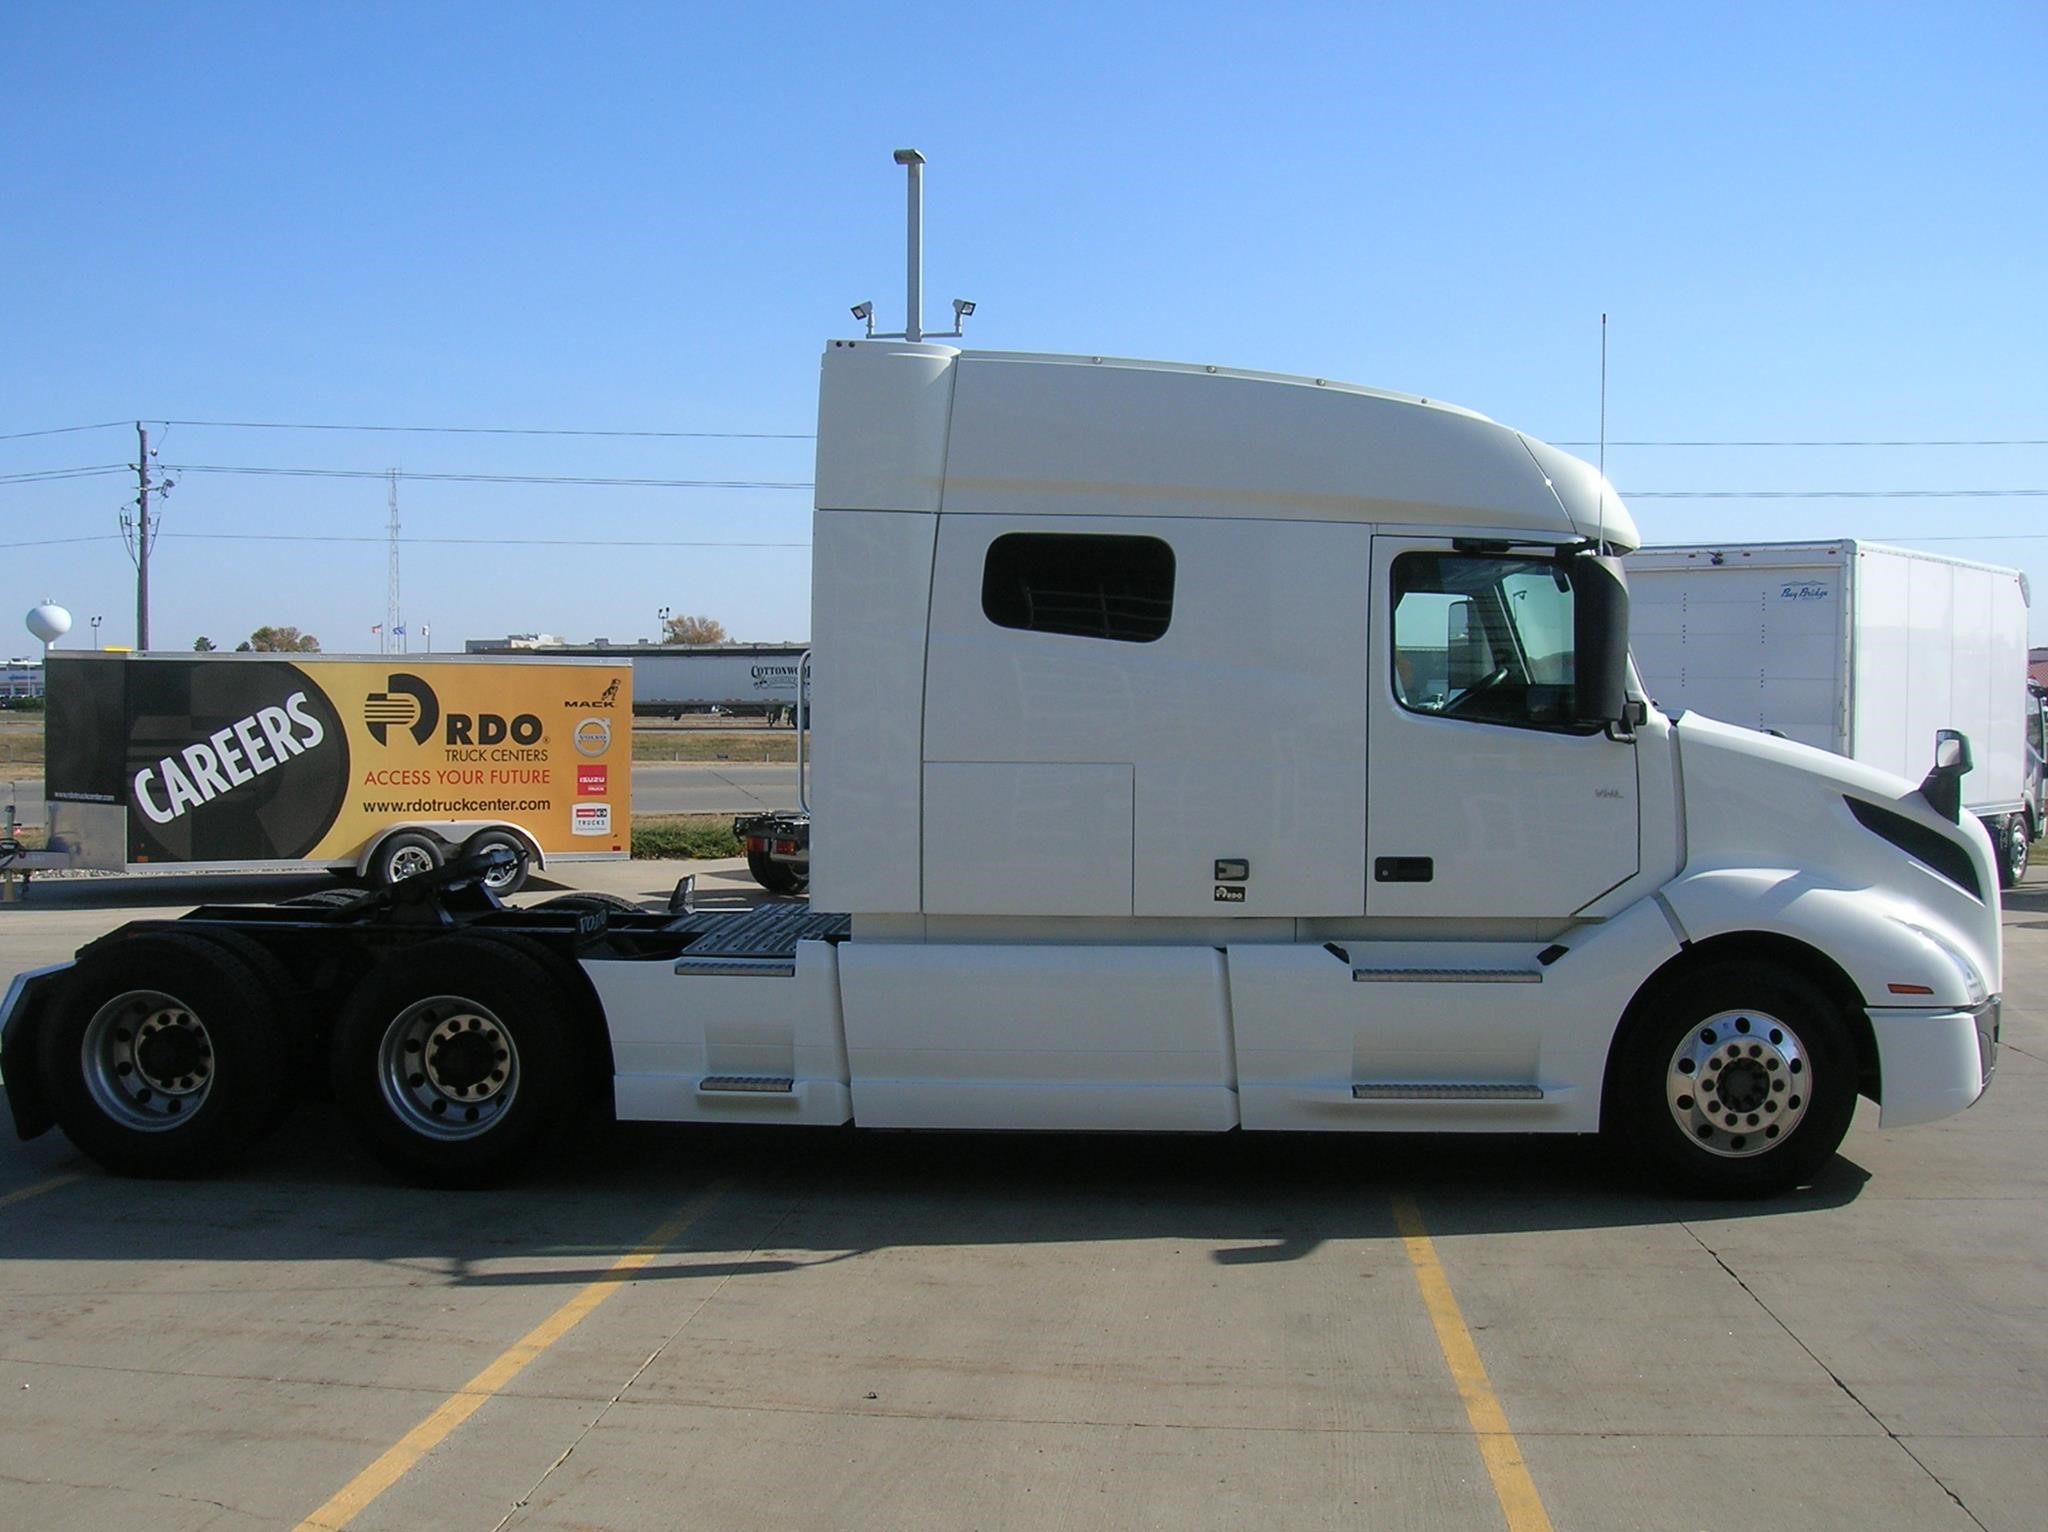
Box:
[1391,551,1582,731]
[981,532,1176,643]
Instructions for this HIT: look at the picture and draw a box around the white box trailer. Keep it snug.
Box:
[1628,541,2034,886]
[1,342,2004,1201]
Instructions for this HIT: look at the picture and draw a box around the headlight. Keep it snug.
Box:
[1896,921,1988,1006]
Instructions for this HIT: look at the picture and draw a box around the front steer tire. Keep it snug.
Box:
[1611,961,1859,1198]
[38,930,290,1177]
[330,934,581,1187]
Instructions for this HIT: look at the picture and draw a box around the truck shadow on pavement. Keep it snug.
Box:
[0,1108,1871,1285]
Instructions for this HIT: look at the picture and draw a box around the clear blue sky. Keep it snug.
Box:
[5,1,2043,655]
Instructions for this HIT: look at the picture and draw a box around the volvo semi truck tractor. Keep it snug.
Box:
[0,340,2001,1196]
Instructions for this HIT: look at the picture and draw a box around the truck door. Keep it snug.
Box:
[1366,537,1639,918]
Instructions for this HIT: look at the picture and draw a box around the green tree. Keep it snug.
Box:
[240,625,321,652]
[193,636,216,652]
[661,613,726,645]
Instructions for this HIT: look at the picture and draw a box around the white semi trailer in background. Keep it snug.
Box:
[1629,542,2035,887]
[0,335,2003,1198]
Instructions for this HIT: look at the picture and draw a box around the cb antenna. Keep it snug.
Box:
[849,150,977,341]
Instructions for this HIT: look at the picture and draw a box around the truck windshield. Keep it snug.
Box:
[1391,552,1579,729]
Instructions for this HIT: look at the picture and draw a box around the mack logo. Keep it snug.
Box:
[365,673,439,745]
[563,677,621,710]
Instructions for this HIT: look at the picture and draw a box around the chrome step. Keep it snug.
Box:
[1351,967,1541,984]
[1351,1082,1545,1101]
[674,957,797,977]
[698,1075,795,1094]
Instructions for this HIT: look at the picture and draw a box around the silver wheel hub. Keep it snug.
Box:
[1666,1008,1812,1158]
[378,997,519,1141]
[82,990,214,1131]
[387,846,436,881]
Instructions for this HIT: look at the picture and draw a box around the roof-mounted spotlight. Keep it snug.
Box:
[952,299,975,320]
[850,300,875,337]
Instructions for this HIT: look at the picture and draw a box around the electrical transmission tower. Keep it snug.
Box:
[386,469,402,654]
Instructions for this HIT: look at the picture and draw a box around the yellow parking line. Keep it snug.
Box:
[0,1172,84,1210]
[1392,1194,1554,1532]
[295,1181,729,1532]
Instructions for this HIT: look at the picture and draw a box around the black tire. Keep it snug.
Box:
[1611,961,1857,1197]
[38,930,290,1177]
[747,848,808,896]
[462,830,532,896]
[535,893,644,915]
[330,934,581,1187]
[373,831,443,887]
[1997,815,2028,891]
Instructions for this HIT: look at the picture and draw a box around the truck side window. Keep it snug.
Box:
[1391,552,1583,730]
[982,533,1176,643]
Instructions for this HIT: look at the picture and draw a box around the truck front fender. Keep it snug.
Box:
[1659,868,1991,1012]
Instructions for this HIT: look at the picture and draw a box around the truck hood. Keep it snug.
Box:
[1670,710,2002,999]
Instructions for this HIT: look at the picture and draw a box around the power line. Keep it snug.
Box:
[0,464,131,485]
[158,417,814,440]
[162,533,810,548]
[1553,438,2048,448]
[159,463,811,490]
[1627,489,2048,499]
[0,422,131,442]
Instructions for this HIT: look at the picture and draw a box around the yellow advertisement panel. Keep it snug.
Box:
[45,655,631,865]
[309,659,633,859]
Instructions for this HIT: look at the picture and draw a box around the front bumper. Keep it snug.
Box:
[1872,997,1999,1131]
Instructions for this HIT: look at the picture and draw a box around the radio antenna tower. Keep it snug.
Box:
[385,469,402,655]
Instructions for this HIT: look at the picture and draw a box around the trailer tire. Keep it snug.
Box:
[1997,815,2028,890]
[373,831,443,887]
[746,849,808,896]
[39,931,289,1177]
[330,934,578,1187]
[1611,961,1857,1197]
[463,830,532,896]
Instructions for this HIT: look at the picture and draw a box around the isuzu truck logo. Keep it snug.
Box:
[365,673,440,745]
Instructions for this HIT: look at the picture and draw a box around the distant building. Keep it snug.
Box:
[0,659,43,701]
[2031,646,2048,687]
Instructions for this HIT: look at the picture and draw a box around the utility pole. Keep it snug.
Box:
[120,423,168,650]
[386,470,403,654]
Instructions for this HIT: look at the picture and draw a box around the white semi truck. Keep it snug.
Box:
[0,339,2003,1197]
[1629,541,2036,888]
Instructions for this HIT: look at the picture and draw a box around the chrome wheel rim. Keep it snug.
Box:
[1666,1008,1812,1158]
[480,854,522,892]
[386,845,437,881]
[82,989,214,1131]
[377,995,519,1141]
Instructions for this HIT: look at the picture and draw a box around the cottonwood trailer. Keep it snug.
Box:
[0,340,2002,1196]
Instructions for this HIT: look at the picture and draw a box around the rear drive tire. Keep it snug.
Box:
[39,930,289,1177]
[1612,961,1857,1197]
[330,934,579,1186]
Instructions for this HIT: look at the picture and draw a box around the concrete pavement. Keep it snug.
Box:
[0,862,2041,1530]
